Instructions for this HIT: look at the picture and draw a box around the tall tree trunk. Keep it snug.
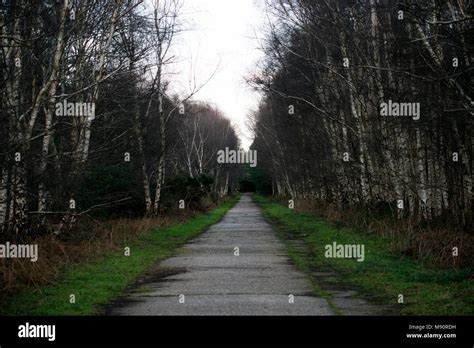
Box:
[0,168,8,231]
[80,1,122,163]
[133,102,153,214]
[38,0,69,212]
[154,96,166,213]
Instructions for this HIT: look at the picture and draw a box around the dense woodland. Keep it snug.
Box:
[0,0,473,260]
[250,0,473,234]
[0,0,241,240]
[0,0,473,311]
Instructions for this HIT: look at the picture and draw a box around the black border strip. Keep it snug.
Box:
[0,316,472,346]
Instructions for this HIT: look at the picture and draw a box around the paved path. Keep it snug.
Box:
[110,194,385,315]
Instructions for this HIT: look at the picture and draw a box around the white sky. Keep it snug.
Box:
[167,0,267,150]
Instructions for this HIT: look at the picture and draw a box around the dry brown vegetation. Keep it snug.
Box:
[0,207,203,302]
[285,197,474,269]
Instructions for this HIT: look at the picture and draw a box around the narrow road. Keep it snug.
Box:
[110,194,383,315]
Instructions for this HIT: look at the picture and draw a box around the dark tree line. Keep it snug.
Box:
[0,0,240,238]
[250,0,473,229]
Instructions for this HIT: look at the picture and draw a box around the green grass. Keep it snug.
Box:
[1,197,239,315]
[253,194,474,315]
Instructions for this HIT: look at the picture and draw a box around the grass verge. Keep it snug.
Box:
[253,194,474,315]
[1,196,239,315]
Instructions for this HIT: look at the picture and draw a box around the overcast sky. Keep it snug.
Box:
[167,0,267,150]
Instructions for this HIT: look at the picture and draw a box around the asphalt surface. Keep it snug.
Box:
[110,194,386,315]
